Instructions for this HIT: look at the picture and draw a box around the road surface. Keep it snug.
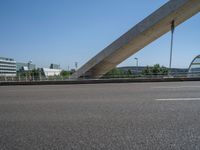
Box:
[1,81,200,150]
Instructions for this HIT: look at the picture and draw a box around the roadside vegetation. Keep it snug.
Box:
[103,64,168,78]
[142,64,168,75]
[16,69,72,81]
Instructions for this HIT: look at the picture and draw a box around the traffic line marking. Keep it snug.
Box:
[156,98,200,101]
[152,86,200,89]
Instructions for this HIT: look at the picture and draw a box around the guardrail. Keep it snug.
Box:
[0,76,70,82]
[0,72,200,83]
[0,73,200,86]
[100,72,200,79]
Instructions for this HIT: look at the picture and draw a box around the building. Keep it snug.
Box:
[16,62,36,71]
[118,66,188,75]
[41,68,61,77]
[0,57,16,77]
[188,55,200,77]
[118,66,147,75]
[170,68,188,75]
[50,64,60,69]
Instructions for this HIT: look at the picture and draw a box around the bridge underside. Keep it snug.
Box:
[72,0,200,79]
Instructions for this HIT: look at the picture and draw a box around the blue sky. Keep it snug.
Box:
[0,0,200,69]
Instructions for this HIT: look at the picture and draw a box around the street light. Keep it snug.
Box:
[27,60,32,81]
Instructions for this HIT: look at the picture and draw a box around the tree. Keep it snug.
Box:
[142,66,151,75]
[142,64,168,75]
[152,64,161,75]
[17,69,42,81]
[104,68,125,78]
[60,70,71,77]
[127,69,132,75]
[31,69,40,78]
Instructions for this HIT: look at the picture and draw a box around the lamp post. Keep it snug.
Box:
[27,60,32,81]
[135,57,139,75]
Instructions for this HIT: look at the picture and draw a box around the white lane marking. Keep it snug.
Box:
[156,98,200,101]
[152,86,200,89]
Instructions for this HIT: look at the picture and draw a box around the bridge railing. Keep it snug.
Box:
[0,72,200,82]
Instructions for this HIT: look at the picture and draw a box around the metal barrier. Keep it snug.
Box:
[0,72,200,82]
[0,76,71,82]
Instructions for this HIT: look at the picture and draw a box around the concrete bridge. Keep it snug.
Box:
[71,0,200,79]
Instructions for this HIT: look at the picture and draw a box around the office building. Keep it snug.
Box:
[0,57,16,76]
[50,64,60,69]
[16,62,36,71]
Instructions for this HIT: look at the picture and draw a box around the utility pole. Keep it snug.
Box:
[169,20,175,73]
[135,57,139,74]
[28,60,32,81]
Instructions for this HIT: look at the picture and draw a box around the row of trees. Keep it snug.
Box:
[142,64,168,75]
[104,64,168,78]
[16,64,168,79]
[17,69,73,79]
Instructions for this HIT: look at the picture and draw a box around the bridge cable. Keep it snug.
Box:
[169,20,175,74]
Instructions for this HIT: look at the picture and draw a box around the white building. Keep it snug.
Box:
[0,57,16,77]
[42,68,61,77]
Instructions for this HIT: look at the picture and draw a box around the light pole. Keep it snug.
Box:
[169,20,175,74]
[27,60,32,81]
[135,57,139,75]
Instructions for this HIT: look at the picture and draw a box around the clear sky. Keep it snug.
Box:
[0,0,200,69]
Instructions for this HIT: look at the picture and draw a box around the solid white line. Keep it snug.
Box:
[152,86,181,89]
[156,98,200,101]
[152,86,200,89]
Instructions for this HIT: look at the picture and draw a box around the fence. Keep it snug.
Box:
[0,75,71,82]
[1,72,200,83]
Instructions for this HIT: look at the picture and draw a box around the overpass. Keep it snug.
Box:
[71,0,200,79]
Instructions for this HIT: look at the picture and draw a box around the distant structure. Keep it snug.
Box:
[41,64,62,77]
[188,55,200,77]
[16,62,36,72]
[119,66,188,75]
[41,68,61,77]
[0,57,16,77]
[170,68,188,75]
[118,66,148,75]
[40,63,62,77]
[72,0,200,79]
[50,64,60,69]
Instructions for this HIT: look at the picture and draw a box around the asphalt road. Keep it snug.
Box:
[1,81,200,150]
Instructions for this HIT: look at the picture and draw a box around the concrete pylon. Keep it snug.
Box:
[71,0,200,79]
